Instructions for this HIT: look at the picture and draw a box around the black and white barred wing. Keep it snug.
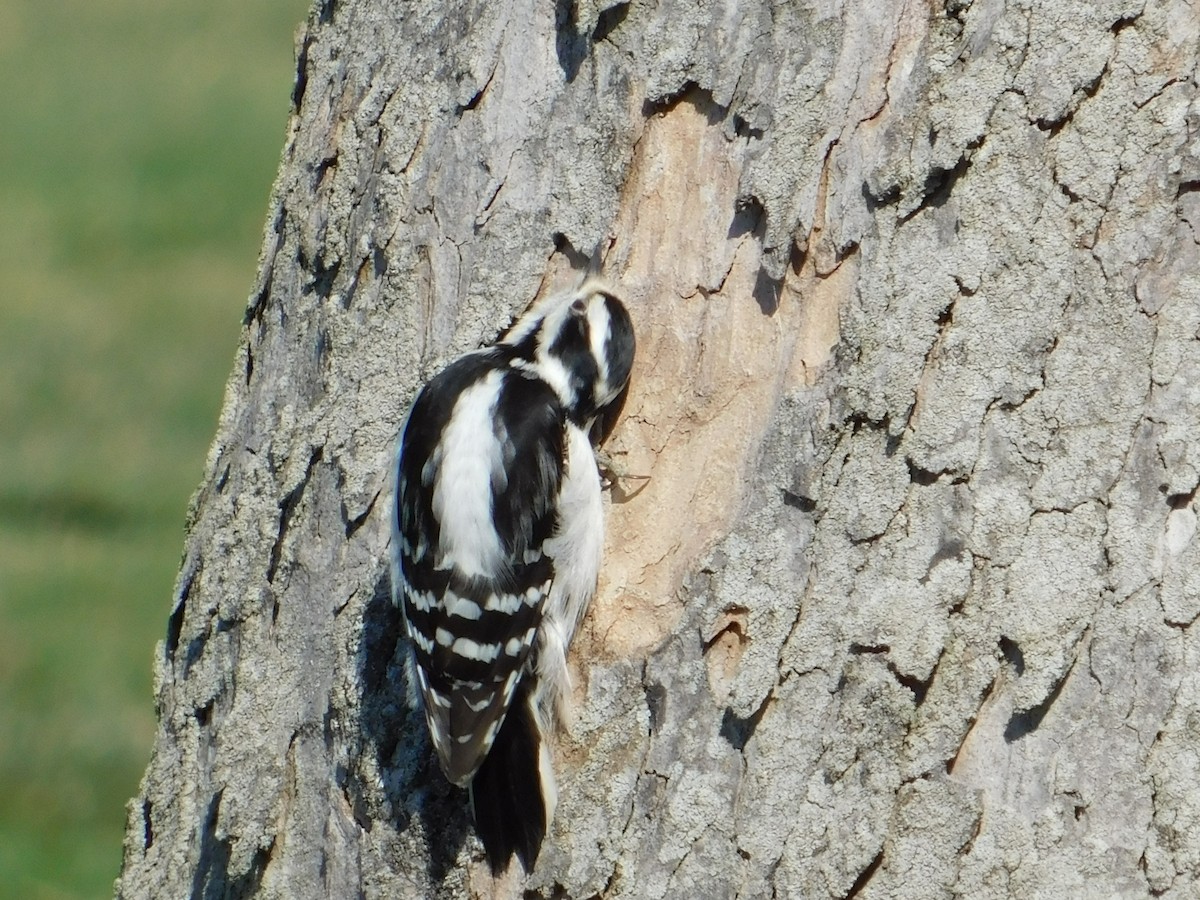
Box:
[393,351,564,786]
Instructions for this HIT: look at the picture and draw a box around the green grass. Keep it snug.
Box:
[0,1,309,896]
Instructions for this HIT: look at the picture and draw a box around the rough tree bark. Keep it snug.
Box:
[117,1,1200,897]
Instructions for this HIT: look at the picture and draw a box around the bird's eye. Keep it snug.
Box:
[570,298,588,315]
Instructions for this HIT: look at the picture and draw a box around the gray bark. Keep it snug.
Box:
[117,0,1200,897]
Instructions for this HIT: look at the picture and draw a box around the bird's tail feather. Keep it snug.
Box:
[469,677,556,874]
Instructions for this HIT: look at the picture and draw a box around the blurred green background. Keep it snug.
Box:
[0,1,308,896]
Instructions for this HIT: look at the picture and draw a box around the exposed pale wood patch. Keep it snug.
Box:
[576,91,847,661]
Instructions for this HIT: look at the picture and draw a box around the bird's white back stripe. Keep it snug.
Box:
[451,636,502,662]
[410,627,435,656]
[484,593,522,613]
[444,591,483,620]
[406,587,437,613]
[483,586,546,613]
[430,371,506,578]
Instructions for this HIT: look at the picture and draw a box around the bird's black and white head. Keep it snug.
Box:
[503,278,635,429]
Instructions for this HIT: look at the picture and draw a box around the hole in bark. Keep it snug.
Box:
[849,642,890,655]
[1110,12,1139,33]
[1167,486,1196,510]
[593,2,629,41]
[291,33,312,111]
[844,849,884,899]
[732,113,764,140]
[907,460,942,485]
[142,799,154,850]
[945,0,971,23]
[884,429,903,457]
[1005,665,1072,742]
[641,81,722,121]
[998,636,1025,675]
[195,700,213,727]
[863,179,901,210]
[644,680,667,733]
[1177,179,1200,198]
[889,662,935,706]
[304,254,342,302]
[952,275,976,297]
[459,83,488,114]
[728,195,765,240]
[313,154,338,187]
[720,693,770,752]
[166,592,188,660]
[719,708,754,752]
[781,489,816,512]
[922,156,971,208]
[1070,793,1087,819]
[900,151,973,223]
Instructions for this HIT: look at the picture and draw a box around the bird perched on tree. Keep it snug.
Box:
[391,276,635,873]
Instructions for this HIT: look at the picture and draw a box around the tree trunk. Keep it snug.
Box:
[117,1,1200,897]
